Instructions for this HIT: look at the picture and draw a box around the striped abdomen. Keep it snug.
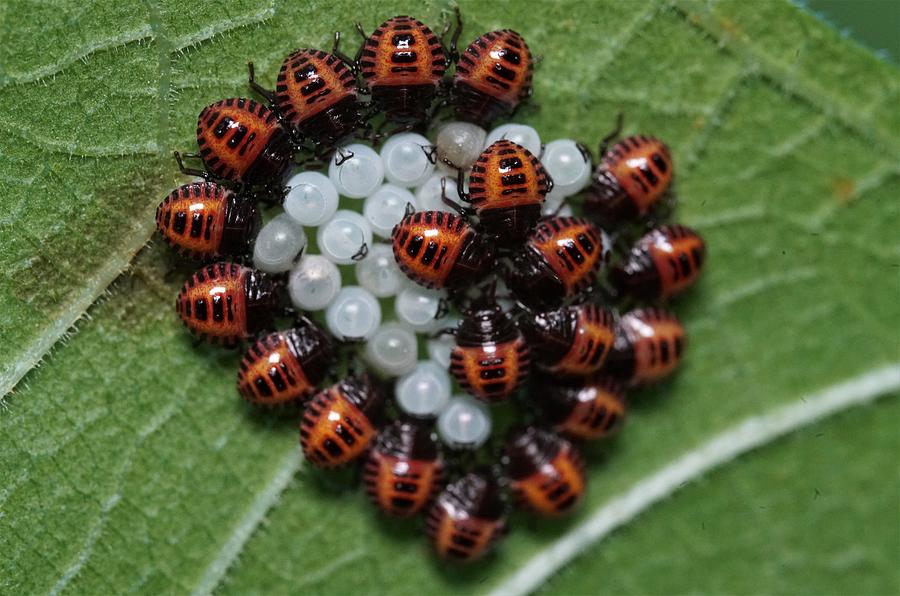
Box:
[275,49,356,127]
[196,98,289,184]
[450,336,530,403]
[454,29,533,113]
[511,445,586,516]
[391,210,471,289]
[300,389,377,468]
[546,376,627,441]
[237,329,329,406]
[156,182,229,260]
[469,140,550,212]
[175,262,246,344]
[604,135,673,214]
[359,15,445,88]
[614,224,705,301]
[505,428,586,517]
[529,216,605,296]
[549,304,615,376]
[426,473,506,561]
[608,308,685,386]
[364,453,442,516]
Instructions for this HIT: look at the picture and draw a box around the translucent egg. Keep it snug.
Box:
[354,243,405,298]
[415,174,458,213]
[328,143,384,199]
[485,123,541,156]
[363,184,417,238]
[542,139,592,201]
[436,121,487,170]
[437,395,492,449]
[395,285,446,333]
[395,361,452,418]
[599,227,612,264]
[426,317,460,369]
[288,254,342,311]
[325,286,381,341]
[317,210,374,265]
[283,171,339,226]
[364,323,418,377]
[252,213,307,274]
[380,132,435,188]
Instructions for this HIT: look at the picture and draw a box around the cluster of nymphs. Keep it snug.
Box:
[154,12,707,562]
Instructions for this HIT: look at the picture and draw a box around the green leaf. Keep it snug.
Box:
[1,1,898,594]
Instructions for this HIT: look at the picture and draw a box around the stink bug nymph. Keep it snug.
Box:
[537,375,627,441]
[357,15,455,126]
[248,42,364,150]
[584,119,674,225]
[363,420,444,516]
[447,139,552,246]
[175,262,277,346]
[453,29,534,128]
[390,207,495,290]
[505,216,607,310]
[426,472,507,561]
[178,98,292,187]
[604,308,686,387]
[237,318,334,406]
[300,373,384,468]
[504,426,586,516]
[156,181,259,260]
[447,294,531,403]
[611,224,706,302]
[517,302,616,377]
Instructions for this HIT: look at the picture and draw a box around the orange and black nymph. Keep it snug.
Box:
[237,319,334,407]
[250,48,363,149]
[191,98,292,186]
[300,373,384,468]
[390,208,495,290]
[175,262,277,346]
[585,133,673,224]
[363,420,444,517]
[503,427,586,517]
[611,224,706,302]
[155,181,259,260]
[537,375,627,441]
[505,216,607,310]
[604,308,686,387]
[517,303,616,377]
[448,298,530,403]
[452,29,534,128]
[358,15,450,125]
[426,472,507,562]
[451,140,552,245]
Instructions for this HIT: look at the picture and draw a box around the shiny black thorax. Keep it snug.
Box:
[584,169,637,225]
[243,269,278,335]
[504,247,566,310]
[335,373,384,419]
[242,126,292,187]
[503,426,562,480]
[516,306,580,365]
[456,304,520,348]
[444,232,496,288]
[285,319,334,388]
[371,84,437,126]
[610,248,661,302]
[296,95,364,148]
[453,81,512,129]
[373,420,440,461]
[440,472,504,521]
[219,194,261,256]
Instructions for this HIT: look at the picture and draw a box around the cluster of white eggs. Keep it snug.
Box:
[249,122,593,449]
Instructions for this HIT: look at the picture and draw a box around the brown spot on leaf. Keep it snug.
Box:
[831,177,855,204]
